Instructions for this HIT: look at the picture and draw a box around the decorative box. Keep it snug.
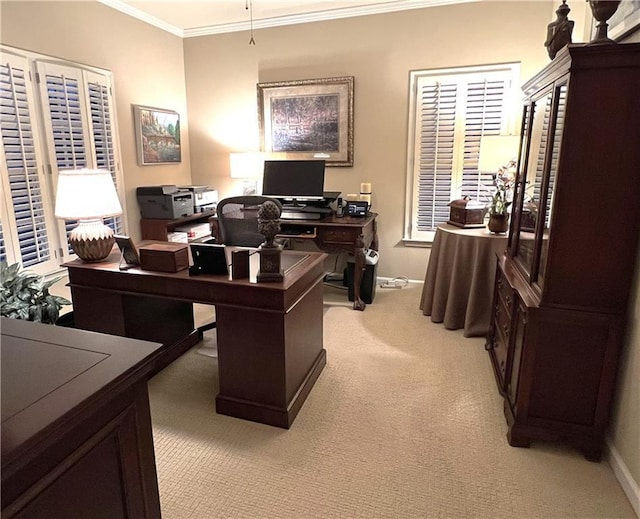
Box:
[139,242,189,273]
[447,197,487,228]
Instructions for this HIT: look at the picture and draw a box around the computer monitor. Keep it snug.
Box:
[262,160,325,203]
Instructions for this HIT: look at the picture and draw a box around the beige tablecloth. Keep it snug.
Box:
[420,224,508,337]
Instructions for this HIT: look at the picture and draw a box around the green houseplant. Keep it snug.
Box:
[0,260,71,324]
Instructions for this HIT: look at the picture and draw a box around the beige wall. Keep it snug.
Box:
[1,0,638,500]
[0,1,191,242]
[184,2,555,282]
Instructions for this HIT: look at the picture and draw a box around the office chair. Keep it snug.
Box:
[216,195,282,247]
[198,195,282,335]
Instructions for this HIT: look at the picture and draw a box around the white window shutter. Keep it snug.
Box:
[0,53,59,274]
[84,70,124,235]
[405,64,519,243]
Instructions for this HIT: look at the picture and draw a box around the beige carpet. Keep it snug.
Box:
[148,284,635,519]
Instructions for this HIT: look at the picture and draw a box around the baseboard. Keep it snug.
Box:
[606,438,640,518]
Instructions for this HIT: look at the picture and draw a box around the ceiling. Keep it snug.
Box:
[98,0,475,37]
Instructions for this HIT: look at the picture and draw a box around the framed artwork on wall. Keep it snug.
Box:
[132,105,181,165]
[257,76,354,167]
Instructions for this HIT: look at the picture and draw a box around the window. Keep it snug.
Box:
[404,63,520,244]
[0,46,124,275]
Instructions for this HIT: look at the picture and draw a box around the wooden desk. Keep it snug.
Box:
[420,224,508,337]
[211,212,379,310]
[64,248,327,429]
[1,318,162,519]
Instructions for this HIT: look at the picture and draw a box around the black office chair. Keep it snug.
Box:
[197,196,282,335]
[216,195,282,247]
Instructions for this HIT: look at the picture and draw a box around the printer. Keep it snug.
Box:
[178,185,218,213]
[136,185,194,219]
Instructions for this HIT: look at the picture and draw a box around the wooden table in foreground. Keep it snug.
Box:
[64,248,327,429]
[1,318,162,519]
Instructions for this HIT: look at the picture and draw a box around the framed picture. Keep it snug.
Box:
[132,105,181,165]
[114,235,140,270]
[606,0,640,41]
[257,76,354,167]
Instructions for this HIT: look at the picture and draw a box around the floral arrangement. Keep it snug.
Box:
[489,160,517,216]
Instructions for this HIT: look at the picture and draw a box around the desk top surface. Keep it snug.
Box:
[64,247,327,311]
[1,318,161,462]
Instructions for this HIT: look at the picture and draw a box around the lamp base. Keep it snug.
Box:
[69,220,115,262]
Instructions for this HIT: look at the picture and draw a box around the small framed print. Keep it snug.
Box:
[114,235,140,269]
[132,105,181,165]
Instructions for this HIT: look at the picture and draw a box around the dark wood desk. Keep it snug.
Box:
[1,318,162,519]
[212,212,379,310]
[64,248,327,429]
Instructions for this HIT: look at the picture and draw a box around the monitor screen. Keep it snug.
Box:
[262,160,325,202]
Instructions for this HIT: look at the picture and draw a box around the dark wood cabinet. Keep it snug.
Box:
[1,318,163,518]
[487,43,640,461]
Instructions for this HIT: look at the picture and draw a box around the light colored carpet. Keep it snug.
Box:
[148,284,635,519]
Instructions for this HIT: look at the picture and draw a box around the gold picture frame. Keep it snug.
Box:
[257,76,354,167]
[132,105,181,165]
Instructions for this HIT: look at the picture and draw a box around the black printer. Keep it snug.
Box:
[136,185,194,219]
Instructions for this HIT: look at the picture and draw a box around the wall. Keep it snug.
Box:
[1,0,638,505]
[184,2,555,282]
[0,1,191,241]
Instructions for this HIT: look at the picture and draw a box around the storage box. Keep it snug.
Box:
[139,242,189,273]
[447,198,487,228]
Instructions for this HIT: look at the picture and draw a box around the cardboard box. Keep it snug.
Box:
[139,242,189,273]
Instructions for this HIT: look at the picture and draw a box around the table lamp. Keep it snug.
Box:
[229,152,265,195]
[478,135,519,173]
[54,168,123,262]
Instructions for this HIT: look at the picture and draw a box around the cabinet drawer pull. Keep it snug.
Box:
[505,295,512,307]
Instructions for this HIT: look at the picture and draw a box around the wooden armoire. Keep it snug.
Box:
[486,43,640,461]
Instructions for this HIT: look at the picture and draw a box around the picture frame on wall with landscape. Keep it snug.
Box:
[257,76,354,167]
[133,105,181,165]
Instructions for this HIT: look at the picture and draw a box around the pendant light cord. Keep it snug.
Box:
[245,0,256,45]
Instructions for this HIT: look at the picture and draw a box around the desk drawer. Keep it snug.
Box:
[318,228,358,245]
[496,269,515,314]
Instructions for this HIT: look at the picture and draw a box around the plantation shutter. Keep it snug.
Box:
[85,71,123,235]
[36,62,123,259]
[1,45,125,274]
[413,80,457,233]
[406,64,519,243]
[0,53,59,274]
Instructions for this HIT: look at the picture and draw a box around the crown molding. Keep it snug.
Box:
[97,0,184,37]
[98,0,477,39]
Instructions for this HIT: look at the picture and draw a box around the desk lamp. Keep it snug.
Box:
[229,152,265,195]
[54,168,123,262]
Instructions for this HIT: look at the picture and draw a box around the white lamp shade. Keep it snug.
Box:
[478,135,520,172]
[229,152,265,179]
[55,168,122,220]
